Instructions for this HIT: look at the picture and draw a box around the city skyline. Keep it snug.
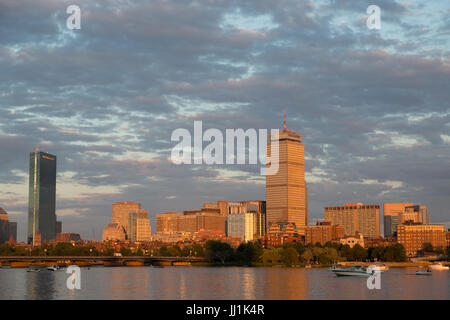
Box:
[1,0,449,242]
[1,138,448,243]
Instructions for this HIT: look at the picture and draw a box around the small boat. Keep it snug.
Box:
[27,268,41,273]
[47,265,64,271]
[305,264,312,269]
[416,269,432,276]
[331,265,374,277]
[372,264,389,272]
[429,263,449,271]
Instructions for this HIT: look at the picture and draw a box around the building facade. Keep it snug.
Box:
[397,224,446,256]
[266,118,308,235]
[28,150,57,244]
[0,208,10,243]
[383,203,414,238]
[102,223,126,241]
[324,203,380,239]
[128,209,151,242]
[55,220,62,234]
[339,233,365,248]
[305,221,345,245]
[155,210,226,234]
[156,212,182,233]
[227,212,265,242]
[112,201,141,238]
[400,205,430,225]
[56,233,81,242]
[8,221,17,242]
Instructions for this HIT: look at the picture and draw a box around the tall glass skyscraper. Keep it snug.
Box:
[28,150,57,244]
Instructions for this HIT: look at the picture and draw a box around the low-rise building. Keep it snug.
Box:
[339,233,365,248]
[397,223,446,256]
[102,223,126,241]
[305,221,345,245]
[56,233,82,242]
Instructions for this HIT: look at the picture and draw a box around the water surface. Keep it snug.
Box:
[0,267,448,300]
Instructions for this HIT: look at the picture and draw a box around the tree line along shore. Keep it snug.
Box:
[2,240,448,268]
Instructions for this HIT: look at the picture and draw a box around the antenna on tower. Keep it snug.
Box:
[283,110,287,132]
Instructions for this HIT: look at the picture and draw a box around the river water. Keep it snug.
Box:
[0,266,448,300]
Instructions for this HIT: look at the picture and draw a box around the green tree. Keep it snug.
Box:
[119,247,132,256]
[158,246,170,256]
[281,248,299,267]
[300,249,313,263]
[262,248,281,265]
[181,246,191,257]
[103,248,114,256]
[192,244,204,257]
[235,242,263,265]
[205,240,235,264]
[352,244,368,261]
[384,244,406,262]
[167,246,182,257]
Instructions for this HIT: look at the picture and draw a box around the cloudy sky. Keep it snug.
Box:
[0,0,449,242]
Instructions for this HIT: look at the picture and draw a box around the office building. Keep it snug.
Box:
[56,220,62,234]
[227,212,265,242]
[128,209,151,242]
[400,205,429,225]
[446,230,450,249]
[156,212,182,233]
[28,150,57,244]
[112,201,142,238]
[384,203,414,238]
[9,222,17,242]
[397,224,446,256]
[203,200,266,218]
[0,208,10,243]
[203,200,230,216]
[266,116,308,235]
[324,203,380,239]
[155,209,226,234]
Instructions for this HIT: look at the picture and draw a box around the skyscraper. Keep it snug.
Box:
[383,203,413,237]
[0,208,10,243]
[112,201,141,238]
[401,205,429,225]
[266,114,308,235]
[128,209,151,242]
[28,150,57,244]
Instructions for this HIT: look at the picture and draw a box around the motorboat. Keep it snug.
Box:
[416,269,432,276]
[372,264,389,272]
[331,265,374,277]
[47,265,63,271]
[27,268,41,273]
[429,263,449,271]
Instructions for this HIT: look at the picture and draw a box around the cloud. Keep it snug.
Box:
[0,0,449,241]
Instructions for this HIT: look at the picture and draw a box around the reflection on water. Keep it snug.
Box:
[0,267,448,300]
[25,271,56,300]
